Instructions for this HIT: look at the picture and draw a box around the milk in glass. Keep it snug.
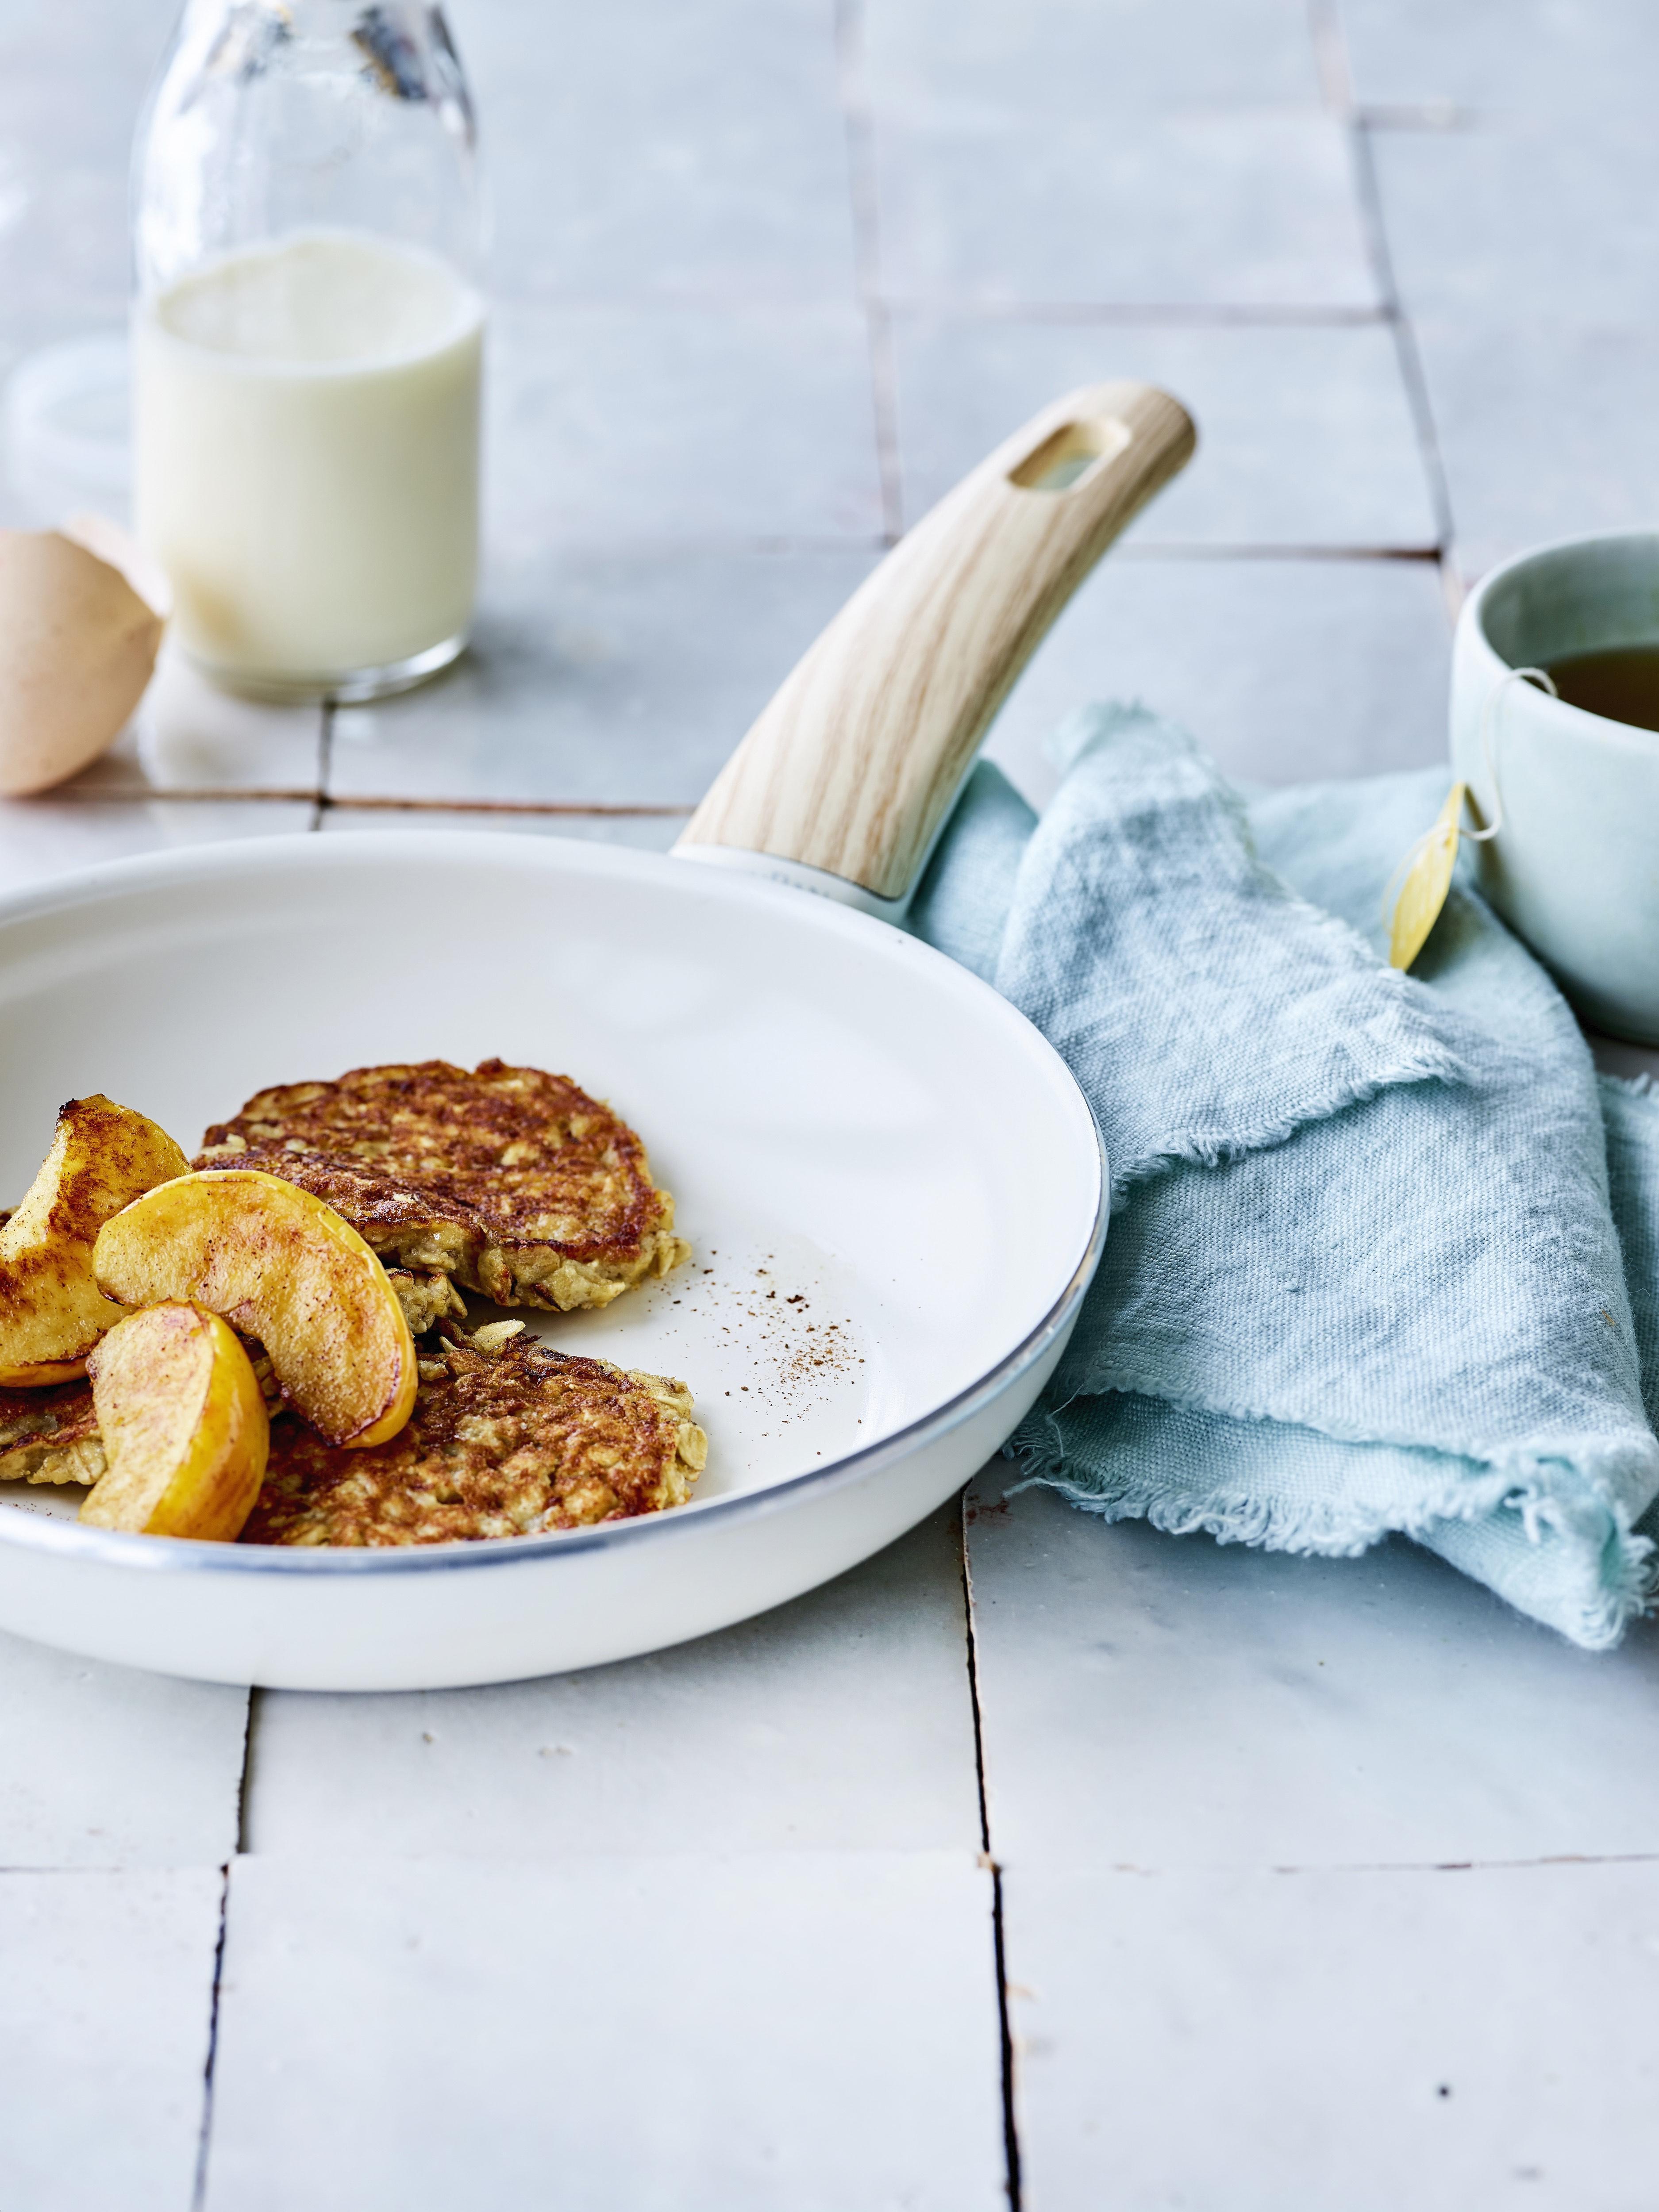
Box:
[134,230,483,695]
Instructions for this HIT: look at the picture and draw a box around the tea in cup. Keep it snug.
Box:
[1450,530,1659,1043]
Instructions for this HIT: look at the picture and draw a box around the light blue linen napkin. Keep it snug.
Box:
[911,705,1659,1648]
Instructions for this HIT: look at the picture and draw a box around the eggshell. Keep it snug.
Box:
[0,528,166,797]
[60,511,172,622]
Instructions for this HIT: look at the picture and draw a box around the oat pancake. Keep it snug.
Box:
[196,1058,689,1313]
[241,1326,706,1547]
[0,1378,104,1486]
[385,1266,468,1335]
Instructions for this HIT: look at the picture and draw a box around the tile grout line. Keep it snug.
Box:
[960,1494,1024,2212]
[46,791,699,813]
[489,284,1393,325]
[1309,0,1463,618]
[834,0,904,543]
[1280,1851,1659,1875]
[189,1860,231,2212]
[876,300,1390,327]
[311,698,336,829]
[44,787,323,806]
[319,796,694,817]
[236,1689,258,1859]
[1118,541,1440,563]
[1085,1851,1659,1877]
[1351,127,1462,605]
[190,1688,253,2212]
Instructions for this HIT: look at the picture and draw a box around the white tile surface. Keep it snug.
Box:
[862,0,1323,117]
[0,1629,246,1870]
[1337,0,1659,117]
[1373,119,1659,322]
[0,798,315,899]
[985,553,1452,806]
[892,319,1439,549]
[966,1482,1659,1873]
[875,115,1376,310]
[463,0,859,305]
[67,650,324,797]
[0,1866,222,2212]
[0,0,177,89]
[1410,317,1659,581]
[326,546,878,803]
[1006,1857,1659,2212]
[0,150,130,326]
[0,3,166,324]
[488,301,885,551]
[243,1506,980,1858]
[203,1848,1006,2212]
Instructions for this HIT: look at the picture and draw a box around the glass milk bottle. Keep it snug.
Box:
[132,1,484,700]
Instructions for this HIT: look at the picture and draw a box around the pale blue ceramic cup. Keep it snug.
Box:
[1451,530,1659,1044]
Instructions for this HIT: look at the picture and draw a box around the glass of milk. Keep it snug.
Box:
[132,1,485,701]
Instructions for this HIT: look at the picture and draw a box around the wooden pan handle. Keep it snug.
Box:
[676,380,1196,906]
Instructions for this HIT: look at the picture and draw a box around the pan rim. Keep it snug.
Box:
[0,827,1106,1581]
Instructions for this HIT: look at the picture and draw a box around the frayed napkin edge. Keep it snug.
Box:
[1002,1398,1658,1650]
[1067,1360,1659,1505]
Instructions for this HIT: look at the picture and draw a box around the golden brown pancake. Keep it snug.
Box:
[0,1378,104,1485]
[384,1266,468,1334]
[241,1326,705,1547]
[196,1058,689,1313]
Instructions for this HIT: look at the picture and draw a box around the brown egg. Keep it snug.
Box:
[0,527,166,797]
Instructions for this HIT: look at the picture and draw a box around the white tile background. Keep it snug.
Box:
[203,1850,1007,2212]
[0,1868,224,2212]
[3,0,1659,2205]
[1007,1858,1659,2212]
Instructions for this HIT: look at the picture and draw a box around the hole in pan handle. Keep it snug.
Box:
[675,380,1196,914]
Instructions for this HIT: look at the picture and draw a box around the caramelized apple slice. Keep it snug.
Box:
[93,1170,417,1448]
[0,1096,190,1386]
[80,1302,268,1541]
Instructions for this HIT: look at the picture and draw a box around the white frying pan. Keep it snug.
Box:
[0,383,1193,1688]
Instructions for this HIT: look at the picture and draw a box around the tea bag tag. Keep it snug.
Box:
[1385,664,1559,972]
[1388,782,1466,971]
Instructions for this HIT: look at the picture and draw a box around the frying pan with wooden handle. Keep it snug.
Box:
[0,381,1194,1687]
